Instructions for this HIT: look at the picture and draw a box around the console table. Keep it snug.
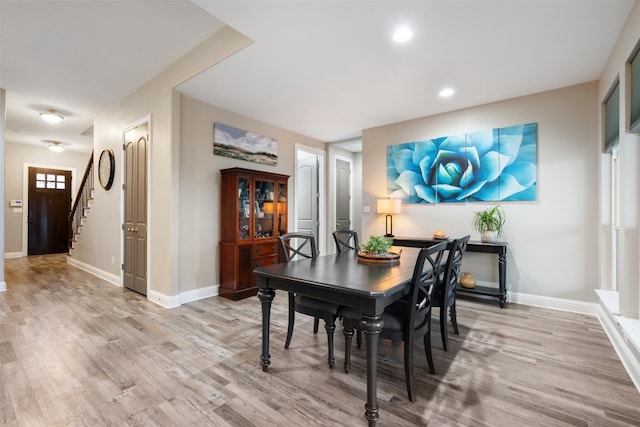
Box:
[392,237,508,307]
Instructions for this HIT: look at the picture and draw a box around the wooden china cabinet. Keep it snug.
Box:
[219,167,289,300]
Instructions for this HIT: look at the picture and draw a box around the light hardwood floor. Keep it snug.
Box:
[1,254,639,426]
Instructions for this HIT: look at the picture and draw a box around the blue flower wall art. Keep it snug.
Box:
[387,123,537,203]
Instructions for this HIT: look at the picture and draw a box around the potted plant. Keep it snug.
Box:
[360,235,393,255]
[472,205,505,243]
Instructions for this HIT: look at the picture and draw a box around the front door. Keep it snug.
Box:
[27,167,72,255]
[123,123,148,295]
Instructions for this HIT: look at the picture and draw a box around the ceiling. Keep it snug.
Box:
[1,1,636,155]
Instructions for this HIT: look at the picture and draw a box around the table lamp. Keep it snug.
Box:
[263,202,274,215]
[377,198,401,237]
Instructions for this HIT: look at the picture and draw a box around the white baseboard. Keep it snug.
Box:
[147,289,182,309]
[66,255,219,308]
[66,256,122,288]
[180,285,219,305]
[508,291,599,315]
[147,285,219,308]
[5,252,24,259]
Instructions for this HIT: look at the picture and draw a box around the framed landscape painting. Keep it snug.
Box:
[387,122,537,203]
[214,123,278,166]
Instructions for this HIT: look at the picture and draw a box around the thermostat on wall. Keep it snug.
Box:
[9,200,22,207]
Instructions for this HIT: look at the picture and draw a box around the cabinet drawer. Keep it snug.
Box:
[253,255,278,269]
[252,242,278,257]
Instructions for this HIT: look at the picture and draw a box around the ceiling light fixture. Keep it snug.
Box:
[48,142,64,152]
[439,87,455,97]
[39,109,64,124]
[392,26,413,43]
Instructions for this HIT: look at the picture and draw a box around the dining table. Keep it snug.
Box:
[254,247,421,426]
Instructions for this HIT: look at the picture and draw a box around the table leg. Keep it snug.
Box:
[258,287,275,372]
[360,315,384,426]
[498,252,507,308]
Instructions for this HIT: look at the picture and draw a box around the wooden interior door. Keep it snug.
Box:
[28,167,72,255]
[123,123,148,295]
[335,159,351,230]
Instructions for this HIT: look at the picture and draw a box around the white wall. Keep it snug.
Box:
[71,26,253,303]
[362,82,599,303]
[178,95,325,295]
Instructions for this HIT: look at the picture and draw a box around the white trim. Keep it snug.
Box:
[147,289,181,309]
[597,304,640,393]
[508,291,599,315]
[595,288,620,314]
[180,285,219,304]
[22,163,78,256]
[4,252,23,259]
[0,281,6,292]
[66,256,122,287]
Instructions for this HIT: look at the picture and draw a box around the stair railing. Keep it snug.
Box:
[69,150,94,251]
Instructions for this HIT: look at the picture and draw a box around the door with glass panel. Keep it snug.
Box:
[27,167,72,255]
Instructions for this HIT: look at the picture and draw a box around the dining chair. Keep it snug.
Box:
[332,229,360,253]
[278,232,341,368]
[432,235,470,351]
[340,241,448,402]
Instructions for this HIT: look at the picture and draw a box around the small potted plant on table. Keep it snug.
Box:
[472,205,505,243]
[360,235,393,255]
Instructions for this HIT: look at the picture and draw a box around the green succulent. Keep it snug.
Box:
[360,235,393,254]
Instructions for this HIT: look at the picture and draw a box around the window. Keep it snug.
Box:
[35,173,65,190]
[629,39,640,133]
[603,78,620,153]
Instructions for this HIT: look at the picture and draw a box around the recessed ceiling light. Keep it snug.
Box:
[439,88,455,98]
[393,26,413,43]
[39,109,64,124]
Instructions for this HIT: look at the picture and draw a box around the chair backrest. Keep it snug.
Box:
[278,232,318,262]
[437,235,471,307]
[406,241,448,335]
[332,229,359,253]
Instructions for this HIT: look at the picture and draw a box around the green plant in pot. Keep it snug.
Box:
[472,205,505,243]
[360,235,393,255]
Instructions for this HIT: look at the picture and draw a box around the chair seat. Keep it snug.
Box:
[340,299,427,332]
[295,294,340,315]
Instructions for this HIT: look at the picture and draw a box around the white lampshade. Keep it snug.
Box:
[39,109,64,124]
[377,198,401,214]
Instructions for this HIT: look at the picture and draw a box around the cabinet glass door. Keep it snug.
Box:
[254,180,275,239]
[238,177,250,240]
[276,183,287,237]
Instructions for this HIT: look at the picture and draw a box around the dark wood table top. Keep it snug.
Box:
[254,246,421,316]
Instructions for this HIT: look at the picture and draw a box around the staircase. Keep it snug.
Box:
[69,151,94,252]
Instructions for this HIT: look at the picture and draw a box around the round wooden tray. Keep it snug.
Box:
[357,251,401,264]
